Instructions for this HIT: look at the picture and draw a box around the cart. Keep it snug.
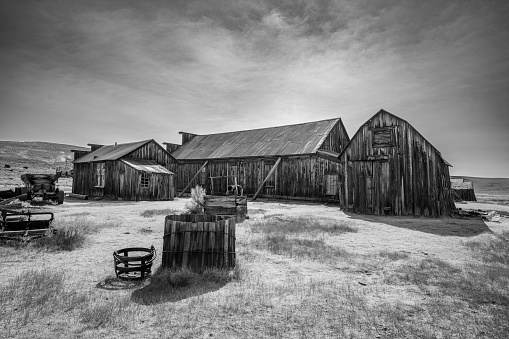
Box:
[0,207,54,241]
[21,173,64,204]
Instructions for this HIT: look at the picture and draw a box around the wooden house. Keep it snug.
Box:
[72,140,178,201]
[451,178,477,201]
[166,118,350,202]
[338,109,455,216]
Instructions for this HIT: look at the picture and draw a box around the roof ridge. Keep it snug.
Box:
[187,118,341,138]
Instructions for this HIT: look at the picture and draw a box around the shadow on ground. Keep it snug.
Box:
[96,276,144,290]
[344,213,491,237]
[130,279,226,305]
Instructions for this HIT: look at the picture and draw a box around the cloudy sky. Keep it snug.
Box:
[1,0,508,177]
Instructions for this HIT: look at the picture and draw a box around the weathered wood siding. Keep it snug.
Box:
[174,156,341,201]
[72,160,174,201]
[123,141,179,172]
[319,119,350,154]
[339,110,454,216]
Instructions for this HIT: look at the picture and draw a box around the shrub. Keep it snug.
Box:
[184,186,206,214]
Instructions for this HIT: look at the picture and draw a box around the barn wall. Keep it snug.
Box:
[175,156,341,201]
[123,140,179,172]
[319,119,350,154]
[72,158,174,201]
[339,111,454,216]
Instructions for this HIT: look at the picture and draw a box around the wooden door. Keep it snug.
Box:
[373,159,391,215]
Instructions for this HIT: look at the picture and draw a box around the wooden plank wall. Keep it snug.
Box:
[72,160,174,201]
[174,156,341,200]
[318,119,351,154]
[339,111,455,216]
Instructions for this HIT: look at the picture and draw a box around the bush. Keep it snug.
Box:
[184,186,206,214]
[32,216,119,251]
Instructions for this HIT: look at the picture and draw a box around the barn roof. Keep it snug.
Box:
[74,140,153,163]
[121,159,173,174]
[171,118,342,160]
[338,109,452,166]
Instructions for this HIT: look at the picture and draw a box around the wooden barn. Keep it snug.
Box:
[166,118,350,202]
[72,140,178,201]
[338,109,455,216]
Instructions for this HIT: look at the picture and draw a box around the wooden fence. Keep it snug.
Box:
[162,214,236,271]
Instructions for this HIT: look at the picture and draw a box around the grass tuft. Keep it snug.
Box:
[32,216,120,251]
[251,215,358,235]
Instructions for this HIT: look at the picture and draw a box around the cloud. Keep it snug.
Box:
[0,0,508,176]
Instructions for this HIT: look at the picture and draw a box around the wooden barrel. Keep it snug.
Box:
[162,214,236,271]
[113,246,156,281]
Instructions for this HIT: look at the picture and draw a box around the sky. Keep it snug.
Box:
[0,0,508,178]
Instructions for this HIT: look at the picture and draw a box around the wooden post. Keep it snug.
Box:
[178,161,208,198]
[252,158,281,201]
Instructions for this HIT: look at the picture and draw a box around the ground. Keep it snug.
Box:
[1,194,508,338]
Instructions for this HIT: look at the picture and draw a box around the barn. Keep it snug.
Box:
[72,139,178,201]
[166,118,350,202]
[338,109,455,216]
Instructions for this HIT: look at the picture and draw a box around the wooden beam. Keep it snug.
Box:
[68,193,88,200]
[252,158,281,201]
[178,161,208,198]
[0,194,27,205]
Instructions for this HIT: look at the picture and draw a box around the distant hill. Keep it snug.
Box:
[0,141,88,187]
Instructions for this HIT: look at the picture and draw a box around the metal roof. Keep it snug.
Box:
[121,159,173,174]
[172,118,341,160]
[74,140,152,163]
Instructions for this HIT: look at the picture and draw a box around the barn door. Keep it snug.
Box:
[373,159,392,215]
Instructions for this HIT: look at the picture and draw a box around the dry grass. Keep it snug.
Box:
[32,216,121,251]
[1,201,508,338]
[140,208,182,218]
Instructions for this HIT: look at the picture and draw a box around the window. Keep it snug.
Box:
[324,174,339,195]
[372,128,395,147]
[200,166,207,185]
[95,163,105,187]
[264,162,275,187]
[229,165,238,185]
[140,172,149,188]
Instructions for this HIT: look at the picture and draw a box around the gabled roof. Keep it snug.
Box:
[172,118,342,160]
[74,139,153,163]
[338,109,452,166]
[121,159,173,174]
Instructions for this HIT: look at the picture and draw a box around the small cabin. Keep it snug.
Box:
[338,109,455,216]
[72,139,178,201]
[166,118,350,202]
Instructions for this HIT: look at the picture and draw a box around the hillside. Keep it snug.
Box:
[0,141,88,188]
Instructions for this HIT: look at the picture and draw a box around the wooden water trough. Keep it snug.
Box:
[162,214,236,272]
[203,195,247,222]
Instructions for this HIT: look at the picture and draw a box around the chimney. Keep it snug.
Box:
[87,143,105,152]
[163,142,180,154]
[178,131,198,145]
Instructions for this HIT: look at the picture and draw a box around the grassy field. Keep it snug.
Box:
[0,199,507,338]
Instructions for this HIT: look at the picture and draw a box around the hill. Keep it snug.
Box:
[0,141,88,188]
